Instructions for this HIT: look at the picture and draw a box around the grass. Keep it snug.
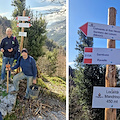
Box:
[37,78,48,89]
[3,113,17,120]
[0,90,8,97]
[37,74,66,101]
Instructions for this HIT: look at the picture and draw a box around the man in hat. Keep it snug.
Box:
[0,28,19,84]
[9,48,37,100]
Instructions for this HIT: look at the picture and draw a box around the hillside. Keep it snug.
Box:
[0,16,11,41]
[47,20,66,48]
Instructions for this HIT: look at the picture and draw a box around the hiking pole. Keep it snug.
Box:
[6,64,10,93]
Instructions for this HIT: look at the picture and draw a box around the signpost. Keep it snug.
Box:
[79,7,117,120]
[16,10,31,73]
[80,22,120,40]
[16,16,30,21]
[92,86,120,108]
[84,47,120,65]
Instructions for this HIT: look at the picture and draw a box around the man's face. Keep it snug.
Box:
[6,29,12,37]
[22,52,28,59]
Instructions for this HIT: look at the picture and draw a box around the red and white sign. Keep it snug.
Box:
[17,23,31,28]
[84,47,120,65]
[92,86,120,108]
[16,16,30,21]
[80,22,120,40]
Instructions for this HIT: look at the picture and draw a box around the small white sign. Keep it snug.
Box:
[80,22,120,40]
[17,23,31,28]
[92,86,120,108]
[84,47,120,65]
[19,32,27,37]
[16,16,30,21]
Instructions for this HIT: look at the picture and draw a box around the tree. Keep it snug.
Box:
[24,16,47,60]
[69,30,105,120]
[46,49,58,76]
[11,0,26,17]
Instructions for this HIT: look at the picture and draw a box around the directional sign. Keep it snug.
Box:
[17,23,31,28]
[84,47,120,65]
[92,86,120,108]
[16,16,30,21]
[79,22,120,40]
[19,32,27,37]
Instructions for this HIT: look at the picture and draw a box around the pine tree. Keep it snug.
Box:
[24,16,47,60]
[11,0,26,17]
[69,30,105,120]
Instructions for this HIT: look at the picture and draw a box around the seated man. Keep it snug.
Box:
[10,48,37,100]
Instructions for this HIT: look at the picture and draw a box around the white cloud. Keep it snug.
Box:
[30,5,62,11]
[116,65,120,69]
[31,4,66,25]
[0,12,9,16]
[35,0,65,3]
[69,62,75,65]
[45,11,65,25]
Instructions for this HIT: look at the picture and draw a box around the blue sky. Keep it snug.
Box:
[69,0,120,68]
[0,0,65,25]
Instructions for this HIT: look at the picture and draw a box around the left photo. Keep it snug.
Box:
[0,0,66,120]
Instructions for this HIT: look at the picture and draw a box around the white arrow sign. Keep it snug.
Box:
[16,16,30,21]
[80,22,120,40]
[17,23,31,28]
[84,47,120,65]
[19,32,27,37]
[92,86,120,108]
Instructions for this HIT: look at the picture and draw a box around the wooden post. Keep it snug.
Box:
[20,10,26,52]
[6,64,10,93]
[7,70,9,93]
[105,7,116,120]
[17,10,26,73]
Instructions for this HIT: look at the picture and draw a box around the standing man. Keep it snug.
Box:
[10,48,37,100]
[0,28,19,84]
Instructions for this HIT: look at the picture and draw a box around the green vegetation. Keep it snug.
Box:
[0,91,8,97]
[37,75,66,101]
[4,113,17,120]
[37,78,48,89]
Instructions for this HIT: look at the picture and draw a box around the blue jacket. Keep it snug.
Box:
[11,56,37,79]
[0,36,19,58]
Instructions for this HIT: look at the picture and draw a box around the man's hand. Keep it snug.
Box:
[33,79,36,84]
[8,48,13,52]
[1,48,4,52]
[6,67,11,71]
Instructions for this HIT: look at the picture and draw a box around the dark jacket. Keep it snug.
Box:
[11,56,37,79]
[0,112,3,120]
[0,36,19,58]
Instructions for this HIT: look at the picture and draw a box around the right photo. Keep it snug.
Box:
[69,0,120,120]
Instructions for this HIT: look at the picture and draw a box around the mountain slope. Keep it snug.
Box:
[47,20,66,48]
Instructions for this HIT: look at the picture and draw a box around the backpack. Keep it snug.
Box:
[19,56,32,64]
[13,37,20,60]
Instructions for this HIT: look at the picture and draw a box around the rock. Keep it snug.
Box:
[0,84,17,117]
[0,96,3,100]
